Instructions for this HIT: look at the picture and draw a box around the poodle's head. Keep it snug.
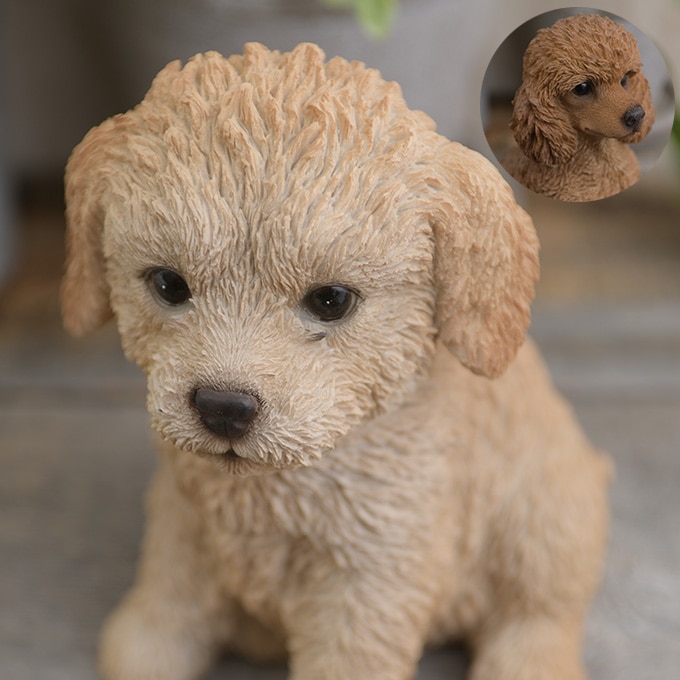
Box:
[62,44,538,474]
[511,14,655,166]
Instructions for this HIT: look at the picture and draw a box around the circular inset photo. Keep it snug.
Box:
[482,8,676,202]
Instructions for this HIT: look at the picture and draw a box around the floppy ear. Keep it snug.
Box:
[61,116,129,336]
[626,71,655,143]
[510,82,577,166]
[430,142,539,378]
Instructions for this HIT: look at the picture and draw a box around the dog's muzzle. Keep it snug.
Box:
[193,387,260,440]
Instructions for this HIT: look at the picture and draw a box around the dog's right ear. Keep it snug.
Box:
[510,83,577,166]
[61,117,127,336]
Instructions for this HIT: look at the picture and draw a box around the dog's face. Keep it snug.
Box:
[511,14,655,165]
[99,143,437,473]
[560,68,648,140]
[63,45,539,474]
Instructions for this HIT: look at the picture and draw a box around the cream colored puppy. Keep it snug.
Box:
[63,43,610,680]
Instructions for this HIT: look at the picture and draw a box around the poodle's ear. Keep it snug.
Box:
[430,142,539,378]
[61,116,129,336]
[511,83,577,165]
[626,71,656,144]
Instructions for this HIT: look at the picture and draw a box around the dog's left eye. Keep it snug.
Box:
[621,72,635,88]
[147,268,192,306]
[572,81,593,97]
[301,285,360,323]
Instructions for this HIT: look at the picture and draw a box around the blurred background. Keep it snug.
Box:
[1,1,679,679]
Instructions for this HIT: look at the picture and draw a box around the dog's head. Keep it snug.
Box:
[63,44,538,474]
[511,14,655,166]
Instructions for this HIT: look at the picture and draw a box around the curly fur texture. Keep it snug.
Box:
[502,13,655,201]
[63,44,610,680]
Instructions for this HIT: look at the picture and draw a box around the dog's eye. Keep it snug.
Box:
[301,285,359,323]
[147,268,192,306]
[572,81,593,97]
[621,71,635,88]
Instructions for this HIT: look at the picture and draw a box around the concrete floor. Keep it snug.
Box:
[1,183,679,679]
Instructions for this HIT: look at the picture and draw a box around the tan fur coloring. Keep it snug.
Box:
[62,43,610,680]
[502,14,655,201]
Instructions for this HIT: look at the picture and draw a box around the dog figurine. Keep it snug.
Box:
[63,43,610,680]
[502,13,655,201]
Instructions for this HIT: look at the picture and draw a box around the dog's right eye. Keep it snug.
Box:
[572,81,593,97]
[147,268,192,306]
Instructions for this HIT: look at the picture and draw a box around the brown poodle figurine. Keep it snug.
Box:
[62,44,611,680]
[502,13,655,201]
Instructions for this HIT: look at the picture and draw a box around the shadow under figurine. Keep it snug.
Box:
[502,13,655,202]
[62,43,611,680]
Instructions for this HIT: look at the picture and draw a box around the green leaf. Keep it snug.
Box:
[356,0,397,37]
[320,0,355,7]
[671,109,680,149]
[319,0,397,38]
[671,109,680,169]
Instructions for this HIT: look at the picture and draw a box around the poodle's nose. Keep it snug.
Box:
[193,388,260,440]
[623,105,645,131]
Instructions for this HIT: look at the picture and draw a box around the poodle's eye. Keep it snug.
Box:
[621,71,635,88]
[301,285,360,323]
[147,268,192,306]
[572,81,593,97]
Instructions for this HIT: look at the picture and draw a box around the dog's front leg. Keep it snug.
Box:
[470,614,588,680]
[98,455,232,680]
[283,553,431,680]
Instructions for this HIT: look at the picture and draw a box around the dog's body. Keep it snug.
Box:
[502,14,654,201]
[503,135,641,202]
[63,44,610,680]
[105,342,609,680]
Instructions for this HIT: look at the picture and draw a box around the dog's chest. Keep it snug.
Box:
[552,142,639,199]
[197,468,385,616]
[209,522,297,628]
[194,451,465,625]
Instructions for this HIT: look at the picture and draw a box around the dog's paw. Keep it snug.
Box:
[98,596,215,680]
[469,617,587,680]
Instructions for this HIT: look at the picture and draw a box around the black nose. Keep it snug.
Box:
[193,388,260,439]
[623,104,645,130]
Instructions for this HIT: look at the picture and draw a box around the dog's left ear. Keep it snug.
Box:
[61,116,131,336]
[626,71,655,143]
[428,142,540,378]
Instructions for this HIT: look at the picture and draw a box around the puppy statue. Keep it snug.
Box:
[502,13,655,201]
[63,44,610,680]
